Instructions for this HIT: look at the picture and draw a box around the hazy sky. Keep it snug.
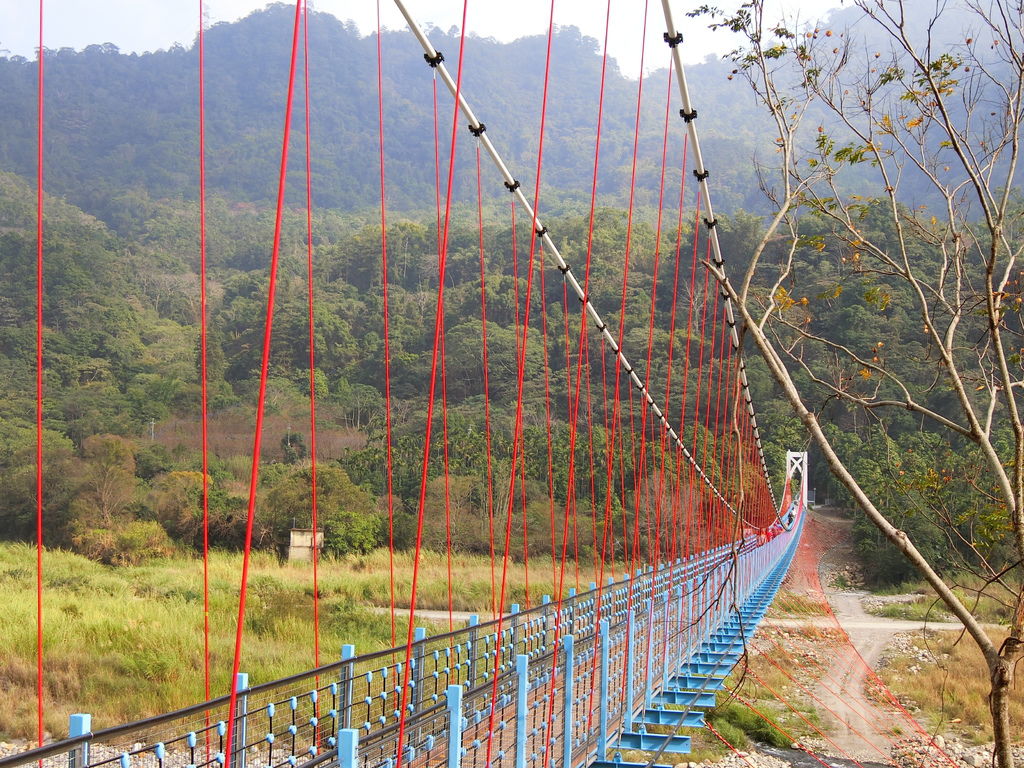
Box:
[0,0,846,78]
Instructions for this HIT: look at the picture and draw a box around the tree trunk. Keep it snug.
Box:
[990,638,1021,768]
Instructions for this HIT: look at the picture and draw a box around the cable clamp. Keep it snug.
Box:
[720,290,730,300]
[424,51,445,68]
[726,319,736,329]
[679,108,698,123]
[703,216,718,229]
[694,169,710,182]
[597,323,607,332]
[663,32,683,48]
[535,225,548,238]
[468,122,486,137]
[504,179,520,193]
[557,263,570,275]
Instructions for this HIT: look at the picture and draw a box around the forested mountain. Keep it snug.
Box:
[0,4,770,227]
[0,4,1010,589]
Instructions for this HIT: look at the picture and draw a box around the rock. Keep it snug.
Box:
[972,756,984,768]
[935,736,945,750]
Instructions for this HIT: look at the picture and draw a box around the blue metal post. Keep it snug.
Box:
[659,590,670,702]
[624,595,635,730]
[561,635,575,768]
[686,578,694,660]
[643,598,654,710]
[671,585,683,683]
[515,654,529,768]
[413,627,427,712]
[446,684,464,768]
[468,615,479,687]
[340,645,355,731]
[338,729,359,768]
[597,620,609,757]
[232,673,248,768]
[510,603,521,657]
[68,713,91,768]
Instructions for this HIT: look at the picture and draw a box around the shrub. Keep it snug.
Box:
[71,520,174,565]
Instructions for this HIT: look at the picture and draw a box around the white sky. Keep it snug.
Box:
[0,0,846,79]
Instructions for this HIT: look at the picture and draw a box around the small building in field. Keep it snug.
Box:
[288,528,324,562]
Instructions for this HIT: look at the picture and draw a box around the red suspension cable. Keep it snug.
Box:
[375,0,397,647]
[35,0,45,748]
[393,6,469,768]
[197,0,212,711]
[475,144,498,619]
[301,0,321,668]
[224,3,304,761]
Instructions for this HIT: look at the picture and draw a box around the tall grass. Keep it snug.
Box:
[0,544,591,741]
[877,630,1023,744]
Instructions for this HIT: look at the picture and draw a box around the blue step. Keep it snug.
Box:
[670,675,725,690]
[592,762,673,768]
[617,732,691,754]
[694,652,741,664]
[699,642,744,654]
[676,661,731,676]
[642,709,705,727]
[654,689,717,708]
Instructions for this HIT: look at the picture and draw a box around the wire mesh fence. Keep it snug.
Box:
[0,518,803,768]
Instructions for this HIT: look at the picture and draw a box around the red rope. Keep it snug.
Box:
[374,0,397,647]
[537,249,559,587]
[568,0,612,585]
[636,59,675,574]
[224,3,303,761]
[440,330,454,631]
[508,201,531,608]
[197,0,212,713]
[660,130,690,574]
[35,0,45,748]
[301,0,321,668]
[489,2,557,765]
[611,0,651,677]
[429,69,455,632]
[475,144,498,619]
[393,8,468,768]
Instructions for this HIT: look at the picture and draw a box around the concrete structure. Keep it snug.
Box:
[287,528,323,562]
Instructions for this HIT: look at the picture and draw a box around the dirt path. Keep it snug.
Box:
[785,508,954,761]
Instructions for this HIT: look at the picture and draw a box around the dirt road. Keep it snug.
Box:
[791,509,959,761]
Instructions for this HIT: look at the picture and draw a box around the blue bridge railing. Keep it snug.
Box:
[0,503,804,768]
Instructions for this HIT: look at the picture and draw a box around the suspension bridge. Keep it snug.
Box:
[0,2,968,768]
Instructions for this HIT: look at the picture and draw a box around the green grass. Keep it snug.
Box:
[0,543,587,741]
[864,598,954,622]
[708,702,792,748]
[866,575,1017,625]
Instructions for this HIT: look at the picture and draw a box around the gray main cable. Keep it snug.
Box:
[660,0,776,502]
[392,0,748,517]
